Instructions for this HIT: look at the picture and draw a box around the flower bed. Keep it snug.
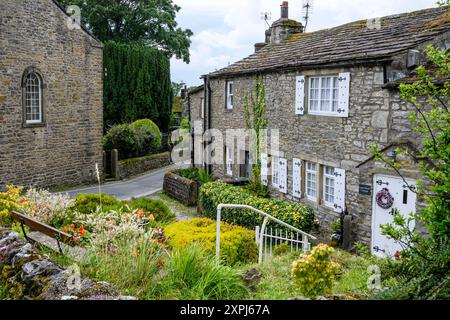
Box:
[199,181,315,232]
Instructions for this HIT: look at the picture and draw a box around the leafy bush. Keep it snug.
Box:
[165,218,258,265]
[199,181,315,232]
[131,119,162,154]
[376,241,450,300]
[152,243,249,300]
[291,244,339,298]
[103,124,138,159]
[127,197,175,223]
[177,168,214,184]
[71,194,174,223]
[71,194,123,214]
[0,186,28,226]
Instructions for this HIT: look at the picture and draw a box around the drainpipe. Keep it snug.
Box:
[207,77,213,175]
[203,77,208,172]
[188,88,194,167]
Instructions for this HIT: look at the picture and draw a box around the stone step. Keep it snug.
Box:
[27,231,86,261]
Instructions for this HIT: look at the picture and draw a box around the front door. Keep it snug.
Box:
[371,175,417,257]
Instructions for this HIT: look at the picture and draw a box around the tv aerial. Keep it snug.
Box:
[260,12,272,28]
[302,0,314,32]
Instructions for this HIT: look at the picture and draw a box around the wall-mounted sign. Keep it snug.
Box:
[359,184,372,195]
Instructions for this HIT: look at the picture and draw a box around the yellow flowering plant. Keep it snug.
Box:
[0,186,29,226]
[291,244,340,298]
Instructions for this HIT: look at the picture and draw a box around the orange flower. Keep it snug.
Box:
[70,224,75,229]
[80,230,86,237]
[63,227,68,233]
[79,225,85,232]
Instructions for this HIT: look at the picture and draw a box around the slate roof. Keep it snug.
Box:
[208,7,450,78]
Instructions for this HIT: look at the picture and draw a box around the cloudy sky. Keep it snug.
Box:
[171,0,439,87]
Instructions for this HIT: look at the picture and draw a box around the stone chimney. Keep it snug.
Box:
[269,1,303,45]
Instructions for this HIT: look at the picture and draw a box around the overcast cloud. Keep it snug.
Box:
[171,0,439,87]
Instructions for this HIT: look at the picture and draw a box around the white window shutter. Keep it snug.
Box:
[279,158,288,194]
[261,153,268,186]
[295,76,305,115]
[333,168,346,213]
[292,158,302,198]
[338,73,350,117]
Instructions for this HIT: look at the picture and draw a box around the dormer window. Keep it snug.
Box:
[226,81,234,110]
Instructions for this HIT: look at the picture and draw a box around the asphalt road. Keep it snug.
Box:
[62,164,180,200]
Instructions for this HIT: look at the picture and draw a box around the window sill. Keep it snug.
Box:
[307,111,344,118]
[22,122,46,128]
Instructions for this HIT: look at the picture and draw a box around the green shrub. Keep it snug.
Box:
[292,244,339,298]
[0,186,29,227]
[180,117,190,130]
[103,124,138,159]
[127,197,175,223]
[273,243,290,256]
[376,241,450,300]
[71,194,174,223]
[199,181,315,232]
[71,194,123,214]
[165,218,258,265]
[177,168,214,184]
[152,243,249,300]
[131,119,162,154]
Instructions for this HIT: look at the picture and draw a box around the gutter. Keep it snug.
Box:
[202,57,394,80]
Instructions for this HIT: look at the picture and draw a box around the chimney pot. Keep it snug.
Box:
[281,1,289,19]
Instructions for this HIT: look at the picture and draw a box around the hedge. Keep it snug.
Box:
[165,218,258,265]
[199,181,315,232]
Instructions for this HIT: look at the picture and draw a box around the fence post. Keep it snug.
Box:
[216,206,222,264]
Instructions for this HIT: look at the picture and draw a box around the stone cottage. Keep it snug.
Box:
[191,3,450,255]
[0,0,103,189]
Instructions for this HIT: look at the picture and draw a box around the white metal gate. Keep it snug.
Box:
[216,204,317,264]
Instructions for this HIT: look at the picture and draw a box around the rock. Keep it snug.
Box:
[0,228,134,300]
[241,268,262,290]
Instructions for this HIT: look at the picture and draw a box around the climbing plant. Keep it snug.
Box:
[103,41,172,133]
[244,76,268,194]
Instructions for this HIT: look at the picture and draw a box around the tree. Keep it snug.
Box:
[103,42,172,132]
[244,76,269,195]
[371,45,449,299]
[58,0,193,63]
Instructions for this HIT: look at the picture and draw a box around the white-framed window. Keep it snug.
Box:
[200,97,205,119]
[305,162,318,201]
[226,81,234,110]
[309,76,339,115]
[323,166,336,207]
[24,73,42,124]
[271,156,279,187]
[226,146,233,176]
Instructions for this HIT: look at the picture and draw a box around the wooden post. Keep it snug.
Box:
[111,149,119,179]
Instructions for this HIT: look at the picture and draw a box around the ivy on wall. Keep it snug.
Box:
[103,41,172,133]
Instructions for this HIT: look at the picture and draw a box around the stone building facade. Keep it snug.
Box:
[191,4,449,254]
[0,0,104,189]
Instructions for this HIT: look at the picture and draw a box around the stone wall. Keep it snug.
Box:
[0,0,103,189]
[200,34,449,246]
[163,172,199,206]
[0,229,135,300]
[117,152,171,180]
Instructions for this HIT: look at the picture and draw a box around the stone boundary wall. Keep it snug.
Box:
[117,152,171,180]
[0,229,135,300]
[163,172,198,206]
